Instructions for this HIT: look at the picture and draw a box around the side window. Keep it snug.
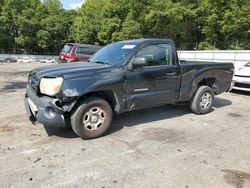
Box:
[88,47,99,55]
[77,47,98,55]
[76,47,87,55]
[135,44,172,66]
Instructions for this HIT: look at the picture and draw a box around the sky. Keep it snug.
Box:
[61,0,86,10]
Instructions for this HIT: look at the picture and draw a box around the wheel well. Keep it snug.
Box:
[198,78,217,91]
[78,90,118,113]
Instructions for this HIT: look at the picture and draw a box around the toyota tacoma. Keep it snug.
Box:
[24,39,234,139]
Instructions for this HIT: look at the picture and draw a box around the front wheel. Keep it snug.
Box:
[190,86,214,115]
[71,97,113,139]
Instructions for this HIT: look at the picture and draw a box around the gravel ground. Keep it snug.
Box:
[0,62,250,188]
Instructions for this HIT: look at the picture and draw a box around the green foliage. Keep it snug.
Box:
[72,0,249,50]
[0,0,249,53]
[0,0,76,54]
[197,41,218,50]
[197,0,250,49]
[71,0,105,44]
[37,30,51,50]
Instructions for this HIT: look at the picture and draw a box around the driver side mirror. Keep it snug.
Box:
[131,57,148,68]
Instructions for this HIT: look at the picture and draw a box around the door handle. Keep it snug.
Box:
[166,72,176,76]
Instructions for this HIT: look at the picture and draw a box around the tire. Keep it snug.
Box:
[190,86,214,115]
[71,97,113,139]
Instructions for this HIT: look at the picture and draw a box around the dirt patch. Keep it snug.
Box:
[227,113,242,118]
[115,128,186,155]
[12,71,29,76]
[0,126,15,133]
[0,71,29,76]
[143,128,186,143]
[116,139,144,155]
[222,169,250,188]
[1,81,26,92]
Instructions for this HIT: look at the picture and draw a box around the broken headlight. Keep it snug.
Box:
[40,77,64,96]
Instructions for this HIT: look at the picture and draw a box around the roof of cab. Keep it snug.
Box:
[66,39,174,48]
[115,38,174,45]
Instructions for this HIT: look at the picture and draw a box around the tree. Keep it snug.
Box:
[15,0,41,53]
[71,0,104,44]
[0,0,26,53]
[221,0,250,49]
[0,0,249,53]
[197,0,250,49]
[0,0,76,54]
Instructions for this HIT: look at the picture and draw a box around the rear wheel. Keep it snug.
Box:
[71,97,113,139]
[191,86,214,114]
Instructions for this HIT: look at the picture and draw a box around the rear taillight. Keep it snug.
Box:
[64,55,77,61]
[230,67,235,76]
[225,67,235,76]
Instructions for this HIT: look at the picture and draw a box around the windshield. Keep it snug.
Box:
[62,44,73,53]
[244,62,250,67]
[90,43,136,66]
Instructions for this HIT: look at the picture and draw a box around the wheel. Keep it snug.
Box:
[190,86,214,114]
[71,97,113,139]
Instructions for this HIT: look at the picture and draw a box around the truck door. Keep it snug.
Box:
[126,43,181,110]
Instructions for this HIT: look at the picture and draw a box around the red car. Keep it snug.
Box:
[59,43,101,63]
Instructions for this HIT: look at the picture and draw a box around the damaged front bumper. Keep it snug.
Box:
[24,85,67,127]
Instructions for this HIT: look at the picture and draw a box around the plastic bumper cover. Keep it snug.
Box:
[24,85,66,127]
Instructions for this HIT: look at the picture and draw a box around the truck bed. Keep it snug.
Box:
[179,60,232,65]
[178,60,234,102]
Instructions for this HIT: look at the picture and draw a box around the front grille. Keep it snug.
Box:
[234,82,250,89]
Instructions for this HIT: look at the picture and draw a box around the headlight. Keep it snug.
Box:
[40,77,64,96]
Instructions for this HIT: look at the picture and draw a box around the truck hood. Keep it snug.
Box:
[30,62,115,79]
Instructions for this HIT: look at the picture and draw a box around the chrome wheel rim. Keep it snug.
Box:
[82,106,105,131]
[200,92,212,110]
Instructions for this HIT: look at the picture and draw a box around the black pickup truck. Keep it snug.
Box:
[24,39,234,139]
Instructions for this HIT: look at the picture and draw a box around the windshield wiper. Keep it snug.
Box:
[93,61,110,65]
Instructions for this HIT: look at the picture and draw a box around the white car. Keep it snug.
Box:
[232,62,250,92]
[18,58,32,63]
[40,59,56,63]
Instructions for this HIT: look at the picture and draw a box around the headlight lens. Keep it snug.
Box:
[40,77,64,96]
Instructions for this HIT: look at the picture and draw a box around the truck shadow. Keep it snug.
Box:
[213,97,232,108]
[45,97,232,139]
[44,126,77,138]
[108,105,189,135]
[108,97,232,135]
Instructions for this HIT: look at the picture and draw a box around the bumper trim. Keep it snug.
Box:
[24,85,66,127]
[24,97,37,124]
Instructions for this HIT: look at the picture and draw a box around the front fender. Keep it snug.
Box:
[58,68,127,113]
[61,67,125,97]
